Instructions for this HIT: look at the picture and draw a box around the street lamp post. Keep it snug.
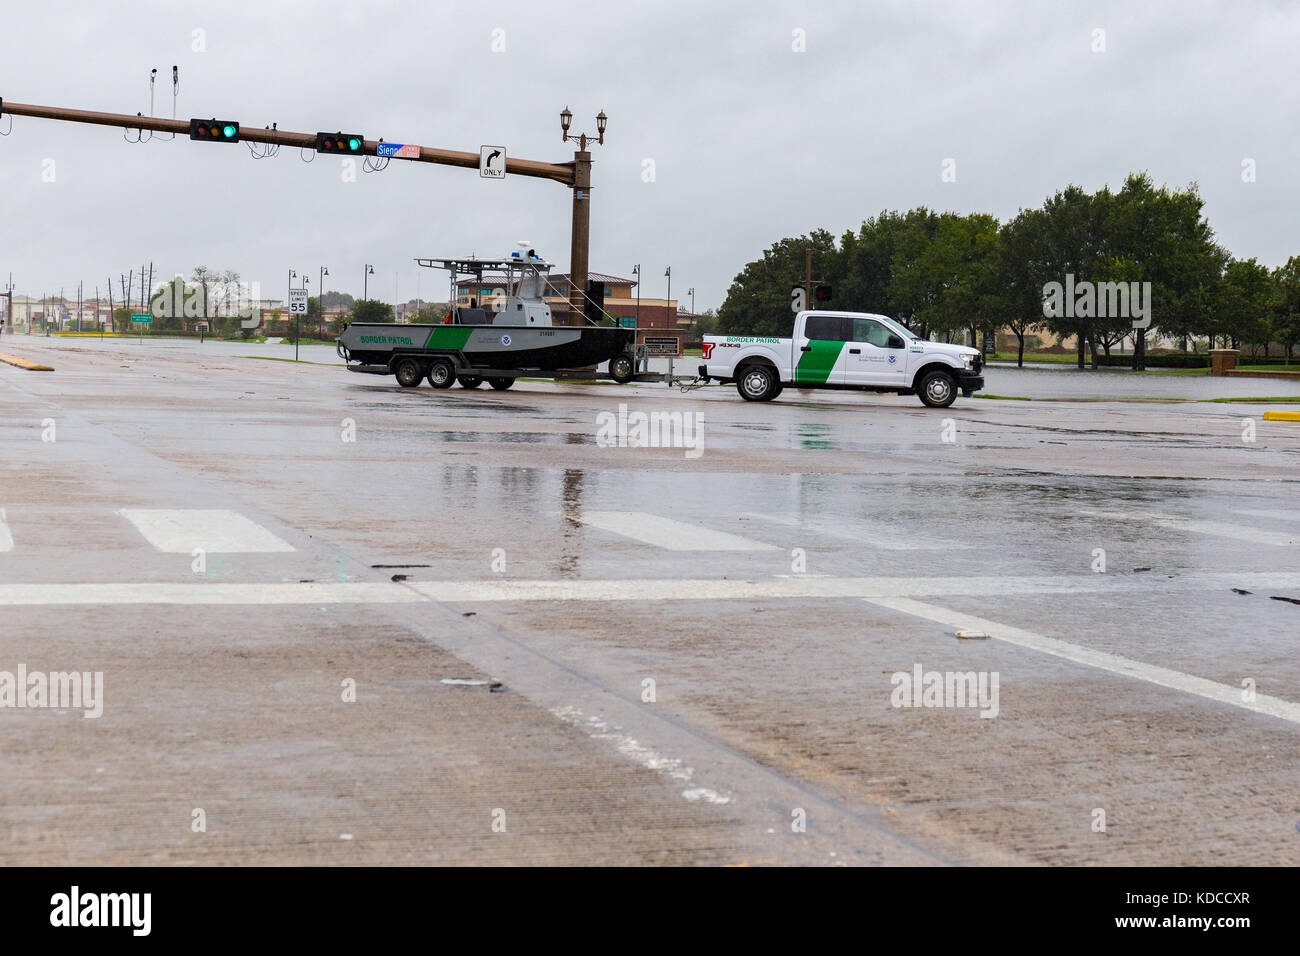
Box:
[287,268,295,341]
[561,108,607,326]
[688,287,695,333]
[632,264,640,329]
[363,263,374,301]
[664,266,671,331]
[319,266,328,338]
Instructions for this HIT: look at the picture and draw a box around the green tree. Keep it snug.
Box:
[1269,257,1300,359]
[717,230,838,336]
[992,208,1048,366]
[1216,258,1273,355]
[352,299,395,324]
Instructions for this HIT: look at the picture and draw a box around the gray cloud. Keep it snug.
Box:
[2,0,1297,310]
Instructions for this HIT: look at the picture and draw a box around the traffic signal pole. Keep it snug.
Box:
[1,97,590,316]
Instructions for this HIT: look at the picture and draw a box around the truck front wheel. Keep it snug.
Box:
[737,364,779,402]
[918,369,957,408]
[395,358,424,388]
[428,359,457,389]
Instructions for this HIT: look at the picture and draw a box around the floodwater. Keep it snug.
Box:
[19,335,1300,401]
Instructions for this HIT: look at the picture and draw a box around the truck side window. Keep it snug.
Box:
[852,318,893,348]
[804,315,849,341]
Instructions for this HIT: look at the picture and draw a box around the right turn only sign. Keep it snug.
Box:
[480,145,506,179]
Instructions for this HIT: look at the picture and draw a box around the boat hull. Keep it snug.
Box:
[338,324,635,371]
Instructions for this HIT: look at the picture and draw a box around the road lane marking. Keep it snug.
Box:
[119,509,295,553]
[573,511,777,551]
[412,574,1119,603]
[743,512,971,551]
[1083,509,1299,546]
[864,596,1300,726]
[0,582,420,606]
[1233,508,1300,523]
[0,509,12,552]
[0,572,1295,607]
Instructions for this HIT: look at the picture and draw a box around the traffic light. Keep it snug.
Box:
[316,132,364,155]
[189,118,240,142]
[584,280,606,326]
[814,284,832,304]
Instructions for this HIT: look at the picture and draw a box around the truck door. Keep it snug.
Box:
[794,314,850,385]
[843,316,909,387]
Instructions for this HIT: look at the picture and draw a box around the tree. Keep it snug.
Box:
[717,230,838,336]
[1269,257,1300,360]
[992,208,1048,366]
[351,299,395,324]
[1216,258,1273,355]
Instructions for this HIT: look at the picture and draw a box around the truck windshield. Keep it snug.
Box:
[877,315,919,340]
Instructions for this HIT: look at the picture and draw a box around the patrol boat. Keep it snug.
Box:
[336,245,636,389]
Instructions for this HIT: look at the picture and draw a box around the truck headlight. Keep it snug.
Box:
[962,354,975,369]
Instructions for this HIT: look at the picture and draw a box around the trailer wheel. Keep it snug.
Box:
[395,358,424,388]
[737,364,778,402]
[918,369,957,408]
[488,377,515,391]
[458,375,483,389]
[609,354,635,384]
[428,359,456,389]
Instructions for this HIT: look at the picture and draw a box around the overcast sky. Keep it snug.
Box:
[2,0,1297,311]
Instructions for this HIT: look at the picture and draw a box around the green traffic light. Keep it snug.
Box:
[348,138,360,151]
[222,125,236,138]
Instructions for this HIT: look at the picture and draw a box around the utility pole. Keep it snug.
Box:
[2,97,595,330]
[805,249,812,312]
[633,264,641,328]
[560,108,607,326]
[77,281,82,333]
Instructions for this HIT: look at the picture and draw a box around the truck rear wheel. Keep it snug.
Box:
[918,369,957,408]
[457,375,483,389]
[737,364,779,402]
[609,354,635,384]
[428,359,456,389]
[395,358,424,388]
[488,377,515,390]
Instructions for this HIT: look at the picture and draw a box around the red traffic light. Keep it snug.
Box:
[814,284,832,303]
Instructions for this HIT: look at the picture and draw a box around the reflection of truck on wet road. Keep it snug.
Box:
[698,311,984,407]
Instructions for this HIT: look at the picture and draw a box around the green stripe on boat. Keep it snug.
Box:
[424,327,475,349]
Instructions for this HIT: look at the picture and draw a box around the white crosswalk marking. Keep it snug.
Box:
[743,511,970,551]
[864,596,1300,726]
[0,509,12,552]
[119,509,295,553]
[1233,508,1300,523]
[1083,509,1299,546]
[573,511,777,551]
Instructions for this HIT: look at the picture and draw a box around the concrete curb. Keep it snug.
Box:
[0,352,54,371]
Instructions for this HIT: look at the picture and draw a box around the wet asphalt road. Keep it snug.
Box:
[2,335,1299,865]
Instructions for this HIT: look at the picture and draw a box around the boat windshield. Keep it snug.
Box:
[515,270,545,300]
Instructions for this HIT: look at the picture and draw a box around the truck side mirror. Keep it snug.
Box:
[887,335,905,349]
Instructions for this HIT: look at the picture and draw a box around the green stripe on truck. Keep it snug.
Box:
[795,340,843,384]
[424,327,475,350]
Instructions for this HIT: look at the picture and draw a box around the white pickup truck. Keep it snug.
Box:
[699,310,985,407]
